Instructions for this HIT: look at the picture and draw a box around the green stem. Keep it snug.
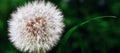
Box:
[56,16,116,53]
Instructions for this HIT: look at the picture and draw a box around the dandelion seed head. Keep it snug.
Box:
[8,1,64,53]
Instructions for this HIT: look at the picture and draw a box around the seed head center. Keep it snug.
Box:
[26,17,47,36]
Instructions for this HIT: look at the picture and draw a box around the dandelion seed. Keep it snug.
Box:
[8,1,64,53]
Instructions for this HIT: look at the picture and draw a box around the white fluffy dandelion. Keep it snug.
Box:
[8,1,64,53]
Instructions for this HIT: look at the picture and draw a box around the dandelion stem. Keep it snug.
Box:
[57,16,116,53]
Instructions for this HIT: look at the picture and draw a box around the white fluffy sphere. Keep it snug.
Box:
[8,1,64,53]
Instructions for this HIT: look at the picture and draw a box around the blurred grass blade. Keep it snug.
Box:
[56,16,116,53]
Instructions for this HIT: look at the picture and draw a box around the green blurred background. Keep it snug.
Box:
[0,0,120,53]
